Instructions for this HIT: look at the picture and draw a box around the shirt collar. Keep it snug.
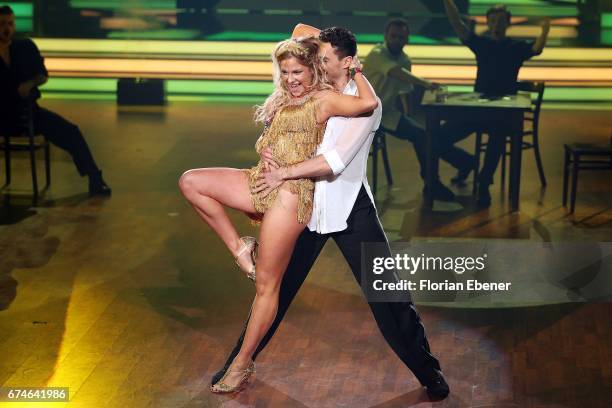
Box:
[343,79,357,95]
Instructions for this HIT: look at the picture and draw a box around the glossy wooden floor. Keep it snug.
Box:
[0,100,611,408]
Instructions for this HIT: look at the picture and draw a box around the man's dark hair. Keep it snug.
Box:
[486,4,512,22]
[385,18,409,35]
[0,5,15,15]
[319,27,357,59]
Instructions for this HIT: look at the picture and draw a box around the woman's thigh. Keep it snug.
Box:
[179,167,257,215]
[256,187,306,286]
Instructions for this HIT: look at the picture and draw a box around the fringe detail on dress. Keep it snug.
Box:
[246,97,325,224]
[255,98,323,156]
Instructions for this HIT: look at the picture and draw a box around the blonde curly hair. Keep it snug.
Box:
[254,37,333,123]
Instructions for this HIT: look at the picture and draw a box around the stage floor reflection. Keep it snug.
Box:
[1,100,610,407]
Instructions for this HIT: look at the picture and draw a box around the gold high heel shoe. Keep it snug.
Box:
[210,360,255,394]
[235,236,258,282]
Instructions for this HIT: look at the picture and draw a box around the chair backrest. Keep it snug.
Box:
[517,80,545,125]
[517,81,545,110]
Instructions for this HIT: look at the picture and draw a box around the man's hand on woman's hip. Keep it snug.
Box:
[253,147,285,197]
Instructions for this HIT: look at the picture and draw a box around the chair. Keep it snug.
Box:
[473,81,546,194]
[563,142,612,213]
[367,85,426,196]
[0,97,51,203]
[369,127,393,196]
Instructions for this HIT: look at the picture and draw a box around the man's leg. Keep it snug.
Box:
[332,186,447,397]
[211,228,328,384]
[33,105,111,195]
[476,121,509,206]
[436,121,476,177]
[391,115,454,201]
[478,134,505,186]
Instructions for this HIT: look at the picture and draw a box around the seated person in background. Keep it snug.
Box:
[363,18,473,202]
[442,0,549,206]
[0,5,110,196]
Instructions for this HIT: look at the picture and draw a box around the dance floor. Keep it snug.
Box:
[0,100,611,407]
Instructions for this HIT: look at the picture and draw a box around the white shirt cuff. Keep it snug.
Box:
[322,149,345,175]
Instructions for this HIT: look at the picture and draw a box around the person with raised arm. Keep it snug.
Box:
[442,0,550,206]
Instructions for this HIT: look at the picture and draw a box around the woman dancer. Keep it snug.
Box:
[178,36,377,393]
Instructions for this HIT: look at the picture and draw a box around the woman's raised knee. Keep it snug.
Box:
[178,169,200,196]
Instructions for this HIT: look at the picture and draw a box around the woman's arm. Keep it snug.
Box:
[292,23,320,39]
[317,71,378,122]
[252,111,380,196]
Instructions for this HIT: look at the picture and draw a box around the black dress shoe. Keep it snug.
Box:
[423,181,456,202]
[423,368,450,400]
[89,171,112,197]
[450,166,472,187]
[476,183,491,208]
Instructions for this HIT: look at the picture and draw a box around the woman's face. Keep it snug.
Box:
[279,57,314,97]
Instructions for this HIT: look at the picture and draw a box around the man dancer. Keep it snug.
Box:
[211,25,449,399]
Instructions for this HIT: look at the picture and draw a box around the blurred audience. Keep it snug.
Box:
[364,18,473,202]
[0,5,111,197]
[442,0,549,206]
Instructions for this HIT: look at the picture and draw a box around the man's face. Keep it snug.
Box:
[385,24,408,56]
[487,11,510,40]
[319,41,352,83]
[0,13,16,45]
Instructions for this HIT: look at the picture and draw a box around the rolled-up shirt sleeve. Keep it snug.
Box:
[322,101,381,175]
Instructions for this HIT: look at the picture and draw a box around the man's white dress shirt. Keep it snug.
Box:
[307,79,382,234]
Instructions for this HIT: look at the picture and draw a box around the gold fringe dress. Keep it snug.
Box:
[245,96,325,224]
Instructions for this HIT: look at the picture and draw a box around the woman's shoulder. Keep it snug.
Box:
[311,89,340,103]
[313,88,338,97]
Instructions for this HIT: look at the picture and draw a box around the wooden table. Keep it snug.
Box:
[421,91,532,211]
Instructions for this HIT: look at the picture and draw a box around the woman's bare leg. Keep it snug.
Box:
[215,187,305,386]
[178,168,258,268]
